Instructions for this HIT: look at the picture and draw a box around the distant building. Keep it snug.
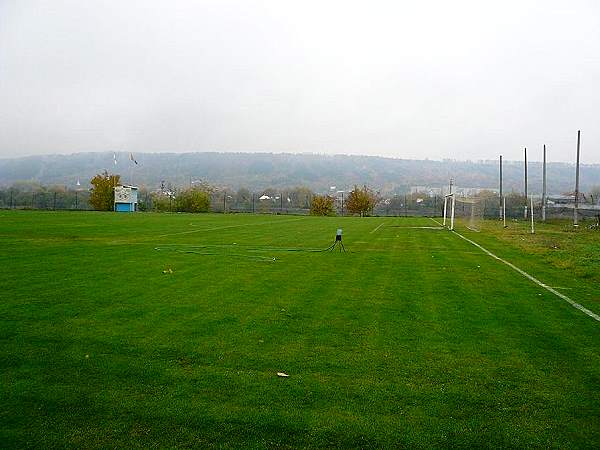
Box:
[454,187,499,197]
[410,186,444,196]
[114,185,138,212]
[409,186,499,197]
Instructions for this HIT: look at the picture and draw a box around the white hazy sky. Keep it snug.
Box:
[1,0,599,162]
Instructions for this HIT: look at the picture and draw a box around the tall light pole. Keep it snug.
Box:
[542,145,547,221]
[499,155,503,219]
[574,130,581,227]
[524,147,528,219]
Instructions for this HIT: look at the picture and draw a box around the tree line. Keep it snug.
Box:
[87,171,380,216]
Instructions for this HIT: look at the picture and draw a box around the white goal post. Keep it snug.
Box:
[443,194,455,230]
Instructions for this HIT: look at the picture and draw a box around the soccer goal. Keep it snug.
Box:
[442,194,455,230]
[443,195,486,232]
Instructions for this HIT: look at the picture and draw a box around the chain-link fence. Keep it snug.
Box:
[0,189,92,210]
[450,195,600,225]
[3,188,597,225]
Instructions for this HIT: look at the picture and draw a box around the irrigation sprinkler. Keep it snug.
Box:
[326,229,346,252]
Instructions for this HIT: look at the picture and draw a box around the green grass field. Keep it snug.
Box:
[1,211,599,448]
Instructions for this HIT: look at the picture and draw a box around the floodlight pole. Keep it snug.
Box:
[530,196,535,234]
[574,130,581,227]
[499,155,503,220]
[524,147,528,219]
[503,196,506,228]
[542,144,547,222]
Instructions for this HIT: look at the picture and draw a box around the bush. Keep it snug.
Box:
[151,193,175,212]
[346,185,378,216]
[310,195,336,216]
[176,187,211,213]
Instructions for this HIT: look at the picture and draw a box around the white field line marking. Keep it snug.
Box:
[392,226,444,230]
[158,218,303,238]
[370,222,385,234]
[429,218,600,322]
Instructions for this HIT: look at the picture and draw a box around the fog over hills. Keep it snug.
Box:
[1,152,598,195]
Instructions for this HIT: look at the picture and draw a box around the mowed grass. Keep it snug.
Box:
[1,211,599,448]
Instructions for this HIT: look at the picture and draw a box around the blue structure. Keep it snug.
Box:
[114,185,138,212]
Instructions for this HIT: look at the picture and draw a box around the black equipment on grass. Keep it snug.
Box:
[326,228,345,252]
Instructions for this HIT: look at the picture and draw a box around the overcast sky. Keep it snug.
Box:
[1,0,599,162]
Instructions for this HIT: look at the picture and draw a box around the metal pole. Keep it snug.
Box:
[542,144,547,222]
[53,192,56,210]
[524,147,528,219]
[280,193,283,212]
[223,193,226,213]
[503,196,506,228]
[113,172,117,212]
[499,155,503,219]
[531,196,535,234]
[341,192,344,216]
[10,189,13,209]
[75,191,78,209]
[574,130,581,227]
[252,193,255,213]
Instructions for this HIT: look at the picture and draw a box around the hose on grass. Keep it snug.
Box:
[154,243,342,262]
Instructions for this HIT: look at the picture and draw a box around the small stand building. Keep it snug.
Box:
[114,185,139,212]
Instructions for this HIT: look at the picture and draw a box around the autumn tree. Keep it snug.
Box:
[310,195,336,216]
[89,171,120,211]
[346,185,379,216]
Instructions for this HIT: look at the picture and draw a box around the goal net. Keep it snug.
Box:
[454,196,486,232]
